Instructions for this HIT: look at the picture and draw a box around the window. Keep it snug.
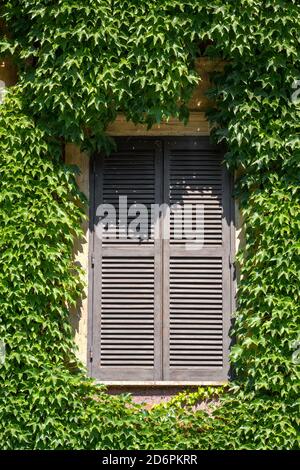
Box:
[89,137,234,382]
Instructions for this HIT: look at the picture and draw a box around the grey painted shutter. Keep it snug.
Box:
[91,139,163,381]
[91,137,232,382]
[162,138,231,381]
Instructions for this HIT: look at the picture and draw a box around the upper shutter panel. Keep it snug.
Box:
[169,148,223,245]
[163,138,231,382]
[91,139,163,381]
[101,146,156,244]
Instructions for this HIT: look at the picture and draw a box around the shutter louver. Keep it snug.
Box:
[169,257,223,368]
[101,148,156,244]
[101,257,155,367]
[169,150,223,245]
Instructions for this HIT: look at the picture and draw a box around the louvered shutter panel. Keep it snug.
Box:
[90,137,232,383]
[162,138,231,381]
[91,139,163,381]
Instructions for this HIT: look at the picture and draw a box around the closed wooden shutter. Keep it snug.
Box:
[91,139,163,380]
[90,137,232,382]
[162,138,231,381]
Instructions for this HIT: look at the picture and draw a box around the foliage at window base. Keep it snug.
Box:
[0,0,299,449]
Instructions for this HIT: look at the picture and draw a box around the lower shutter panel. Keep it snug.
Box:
[100,257,155,368]
[169,257,223,368]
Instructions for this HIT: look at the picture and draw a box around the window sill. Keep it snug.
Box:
[95,380,227,387]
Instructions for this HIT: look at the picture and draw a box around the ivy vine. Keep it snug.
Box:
[0,0,299,449]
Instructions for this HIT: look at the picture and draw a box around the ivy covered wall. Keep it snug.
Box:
[0,0,299,449]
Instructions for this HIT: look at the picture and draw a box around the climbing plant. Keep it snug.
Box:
[0,0,299,449]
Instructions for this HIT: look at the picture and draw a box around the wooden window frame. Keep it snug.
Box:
[87,136,236,386]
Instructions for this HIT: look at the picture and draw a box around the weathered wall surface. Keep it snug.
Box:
[108,386,198,407]
[65,145,90,365]
[0,58,17,96]
[0,20,17,89]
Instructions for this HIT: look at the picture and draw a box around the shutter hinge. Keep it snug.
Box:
[91,253,95,268]
[229,254,236,275]
[89,347,93,363]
